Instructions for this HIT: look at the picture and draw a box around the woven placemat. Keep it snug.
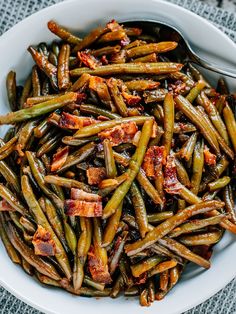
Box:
[0,0,235,313]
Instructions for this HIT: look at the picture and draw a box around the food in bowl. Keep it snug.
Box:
[0,19,236,307]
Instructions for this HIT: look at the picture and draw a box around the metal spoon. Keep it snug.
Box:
[122,20,236,79]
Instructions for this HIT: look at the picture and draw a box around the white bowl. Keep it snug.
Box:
[0,0,236,313]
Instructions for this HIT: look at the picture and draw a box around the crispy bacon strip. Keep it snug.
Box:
[86,167,107,185]
[59,112,97,130]
[88,245,112,284]
[164,155,182,194]
[71,188,102,202]
[98,121,138,146]
[64,199,102,217]
[204,146,216,166]
[32,225,56,256]
[142,146,166,178]
[51,146,69,172]
[77,51,100,69]
[0,199,15,211]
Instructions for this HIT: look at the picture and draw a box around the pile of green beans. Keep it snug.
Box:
[0,19,236,307]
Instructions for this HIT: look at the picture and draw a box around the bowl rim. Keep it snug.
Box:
[0,0,236,313]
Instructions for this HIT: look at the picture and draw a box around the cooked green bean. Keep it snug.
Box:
[48,20,82,45]
[130,256,163,277]
[186,80,206,103]
[125,200,224,256]
[162,93,174,155]
[179,229,223,246]
[223,102,236,153]
[6,71,17,111]
[208,176,231,191]
[58,44,70,90]
[0,92,77,124]
[70,63,183,77]
[223,185,236,224]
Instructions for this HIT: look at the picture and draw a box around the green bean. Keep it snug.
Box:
[196,106,234,159]
[26,95,59,106]
[170,71,195,88]
[103,139,117,178]
[215,95,226,115]
[17,119,39,155]
[102,119,154,219]
[0,161,20,194]
[58,142,96,173]
[109,231,128,275]
[63,219,77,254]
[91,45,121,57]
[188,63,211,88]
[32,65,41,97]
[72,25,108,52]
[223,185,236,224]
[130,256,163,278]
[28,46,58,90]
[175,95,220,154]
[21,258,34,275]
[159,270,169,292]
[124,287,139,296]
[19,216,36,234]
[19,74,32,108]
[37,132,61,157]
[4,219,61,280]
[144,88,168,103]
[216,77,229,94]
[191,140,204,195]
[0,214,21,264]
[97,29,126,43]
[186,80,206,103]
[162,93,174,155]
[58,44,70,90]
[199,92,229,144]
[139,287,150,306]
[80,104,120,119]
[21,175,72,279]
[125,200,224,256]
[223,102,236,153]
[110,274,124,298]
[132,53,157,63]
[208,176,231,191]
[73,217,92,291]
[6,71,17,111]
[169,215,225,238]
[62,136,98,147]
[107,78,128,117]
[44,175,91,192]
[74,116,153,138]
[48,20,81,45]
[158,237,210,269]
[34,118,51,138]
[0,92,77,125]
[130,182,149,238]
[126,42,178,59]
[0,184,26,215]
[175,159,191,187]
[179,229,223,246]
[177,132,197,161]
[36,272,60,287]
[83,275,105,291]
[70,62,183,77]
[125,79,160,91]
[148,260,177,277]
[147,212,173,224]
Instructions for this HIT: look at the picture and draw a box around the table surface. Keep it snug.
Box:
[0,0,235,313]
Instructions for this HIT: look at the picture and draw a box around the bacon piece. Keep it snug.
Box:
[0,199,15,212]
[99,121,138,146]
[51,146,69,172]
[121,90,141,106]
[204,146,216,166]
[64,200,102,217]
[71,188,101,202]
[32,225,55,256]
[151,121,158,138]
[142,146,167,179]
[59,112,97,130]
[164,155,182,194]
[86,167,107,185]
[77,51,100,69]
[88,245,112,284]
[100,55,109,65]
[107,19,122,32]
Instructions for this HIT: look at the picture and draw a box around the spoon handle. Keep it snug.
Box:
[189,52,236,79]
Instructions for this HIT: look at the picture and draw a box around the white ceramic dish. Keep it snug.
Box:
[0,0,236,313]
